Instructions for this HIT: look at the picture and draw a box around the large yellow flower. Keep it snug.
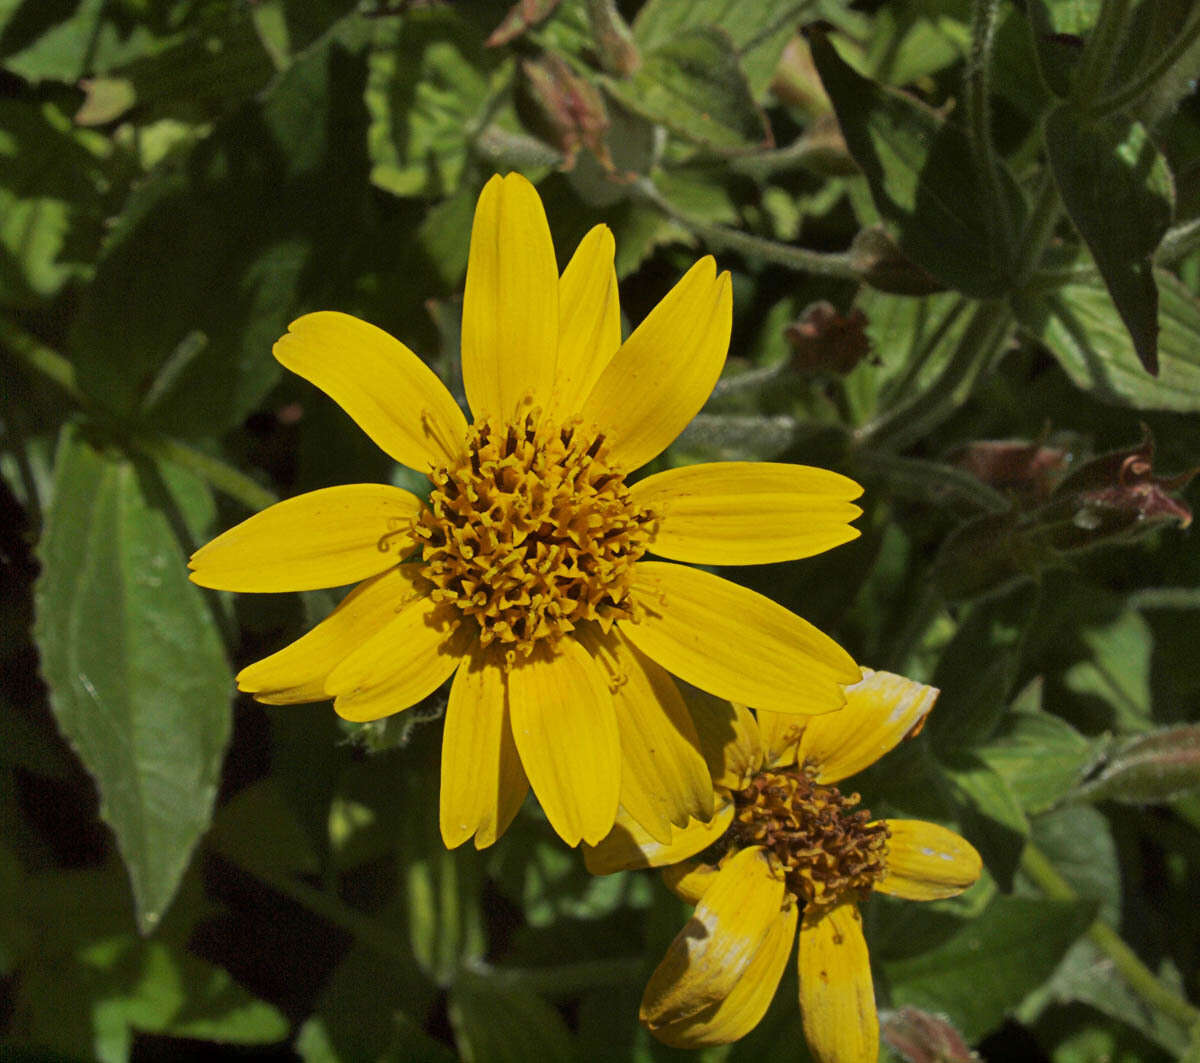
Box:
[188,173,864,851]
[585,670,982,1060]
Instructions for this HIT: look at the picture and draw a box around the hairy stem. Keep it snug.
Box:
[1021,841,1200,1029]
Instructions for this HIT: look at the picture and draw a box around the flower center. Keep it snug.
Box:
[413,409,658,665]
[727,768,889,915]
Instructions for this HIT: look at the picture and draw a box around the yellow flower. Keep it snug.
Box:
[188,173,864,851]
[585,670,982,1060]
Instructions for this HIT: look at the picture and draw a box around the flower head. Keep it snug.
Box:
[585,670,981,1060]
[188,173,864,851]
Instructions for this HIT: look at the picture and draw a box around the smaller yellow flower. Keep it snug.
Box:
[585,670,982,1062]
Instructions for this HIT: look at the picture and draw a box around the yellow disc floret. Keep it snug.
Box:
[414,407,659,664]
[727,768,889,915]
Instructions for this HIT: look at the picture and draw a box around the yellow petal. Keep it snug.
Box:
[798,904,879,1063]
[584,803,734,875]
[680,687,763,790]
[550,224,620,419]
[875,820,982,900]
[188,484,422,593]
[440,648,529,850]
[650,900,798,1048]
[325,596,471,722]
[578,627,714,843]
[273,312,467,472]
[581,258,731,471]
[799,669,939,784]
[640,847,786,1029]
[506,640,620,847]
[755,708,807,769]
[624,562,860,717]
[461,173,559,421]
[237,565,425,704]
[632,461,863,565]
[661,859,721,905]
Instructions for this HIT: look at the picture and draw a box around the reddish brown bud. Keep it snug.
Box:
[1049,428,1195,546]
[486,0,563,48]
[950,440,1069,501]
[517,54,610,171]
[881,1007,977,1063]
[784,301,871,374]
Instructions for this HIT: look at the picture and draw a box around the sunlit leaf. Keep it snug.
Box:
[33,427,231,932]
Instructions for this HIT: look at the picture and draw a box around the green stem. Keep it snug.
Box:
[1075,0,1133,100]
[0,317,88,406]
[252,864,415,962]
[1021,842,1200,1029]
[632,178,859,279]
[135,435,278,512]
[966,0,1011,264]
[1016,173,1063,286]
[467,957,643,999]
[1156,217,1200,266]
[1087,3,1200,117]
[855,300,1012,452]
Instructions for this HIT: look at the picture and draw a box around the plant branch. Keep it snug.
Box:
[0,317,88,407]
[1021,841,1200,1029]
[1087,2,1200,117]
[855,300,1012,452]
[966,0,1011,265]
[632,177,859,279]
[134,435,278,513]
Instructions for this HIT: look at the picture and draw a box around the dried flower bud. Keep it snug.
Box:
[1072,725,1200,804]
[1045,428,1195,550]
[849,227,943,295]
[949,440,1069,501]
[784,301,871,374]
[486,0,563,48]
[935,429,1195,600]
[517,54,610,171]
[771,35,832,117]
[881,1007,977,1063]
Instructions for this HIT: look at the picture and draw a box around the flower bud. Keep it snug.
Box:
[880,1007,977,1063]
[516,54,610,171]
[1072,725,1200,805]
[784,300,871,374]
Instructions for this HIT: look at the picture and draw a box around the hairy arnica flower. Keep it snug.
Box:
[586,670,982,1060]
[189,173,864,850]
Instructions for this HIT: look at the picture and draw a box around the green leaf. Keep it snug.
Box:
[1063,605,1154,733]
[1018,804,1191,1053]
[0,99,107,307]
[365,6,506,199]
[809,30,1026,297]
[0,0,105,82]
[928,585,1035,755]
[1026,0,1097,98]
[976,680,1099,813]
[881,896,1096,1041]
[604,26,770,155]
[1019,268,1200,411]
[943,755,1029,891]
[1044,107,1174,374]
[450,970,576,1063]
[67,17,373,437]
[632,0,814,97]
[32,427,231,932]
[296,947,446,1063]
[87,940,289,1059]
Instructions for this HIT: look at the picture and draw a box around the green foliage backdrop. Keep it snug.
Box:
[2,0,1200,1059]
